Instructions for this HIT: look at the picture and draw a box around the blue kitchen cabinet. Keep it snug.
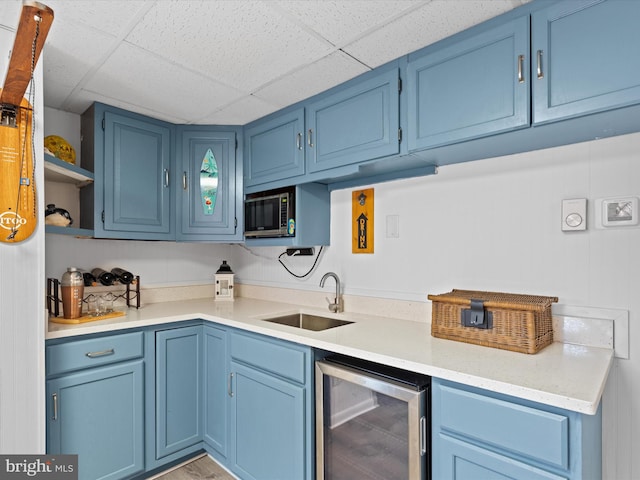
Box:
[203,324,229,460]
[406,15,530,151]
[154,326,204,460]
[532,0,640,125]
[46,332,145,480]
[243,108,305,188]
[80,103,174,240]
[229,330,314,480]
[176,126,242,241]
[306,66,400,173]
[432,378,602,480]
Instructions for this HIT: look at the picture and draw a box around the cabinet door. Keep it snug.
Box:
[435,434,566,480]
[155,326,203,459]
[230,361,306,480]
[103,111,173,239]
[203,325,228,458]
[306,67,400,173]
[407,16,530,151]
[532,0,640,124]
[177,127,240,240]
[244,108,305,187]
[47,361,145,480]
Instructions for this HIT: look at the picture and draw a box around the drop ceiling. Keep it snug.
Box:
[0,0,530,125]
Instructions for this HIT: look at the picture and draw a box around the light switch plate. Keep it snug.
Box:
[561,198,587,231]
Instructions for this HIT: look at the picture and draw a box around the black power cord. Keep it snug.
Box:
[278,246,324,279]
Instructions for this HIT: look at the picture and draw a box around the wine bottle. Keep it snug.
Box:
[80,270,97,287]
[91,268,115,286]
[111,267,134,285]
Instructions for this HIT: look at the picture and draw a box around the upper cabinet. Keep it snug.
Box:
[243,65,402,193]
[406,16,530,150]
[80,103,241,242]
[532,0,640,124]
[306,67,400,173]
[177,126,242,242]
[244,108,305,188]
[81,103,174,240]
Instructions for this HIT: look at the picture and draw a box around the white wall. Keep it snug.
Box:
[44,106,639,478]
[0,27,46,453]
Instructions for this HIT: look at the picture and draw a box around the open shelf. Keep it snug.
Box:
[44,153,93,186]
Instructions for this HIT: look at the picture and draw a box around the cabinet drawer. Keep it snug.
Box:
[438,383,569,469]
[46,332,144,376]
[230,332,306,384]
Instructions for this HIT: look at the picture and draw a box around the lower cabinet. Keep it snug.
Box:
[46,323,313,480]
[154,326,203,460]
[46,332,145,480]
[432,378,602,480]
[203,324,229,459]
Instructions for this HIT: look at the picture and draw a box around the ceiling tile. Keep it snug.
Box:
[269,0,426,46]
[66,88,188,124]
[43,22,116,90]
[83,42,246,122]
[254,51,369,107]
[44,0,151,35]
[125,0,333,92]
[344,0,524,68]
[196,95,279,125]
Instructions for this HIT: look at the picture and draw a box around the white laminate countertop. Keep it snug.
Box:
[47,297,613,415]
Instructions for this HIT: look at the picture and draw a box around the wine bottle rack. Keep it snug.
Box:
[47,275,141,318]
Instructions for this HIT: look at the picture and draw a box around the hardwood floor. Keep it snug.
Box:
[153,455,236,480]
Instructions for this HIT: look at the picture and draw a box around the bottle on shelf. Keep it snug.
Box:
[91,267,116,286]
[80,270,97,287]
[111,267,134,285]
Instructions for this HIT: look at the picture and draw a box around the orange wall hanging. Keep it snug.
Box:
[352,188,374,254]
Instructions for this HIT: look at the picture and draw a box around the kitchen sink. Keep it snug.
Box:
[263,313,353,331]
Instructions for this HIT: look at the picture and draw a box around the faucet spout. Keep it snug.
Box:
[320,272,342,313]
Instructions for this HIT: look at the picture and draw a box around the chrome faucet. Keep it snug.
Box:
[320,272,343,313]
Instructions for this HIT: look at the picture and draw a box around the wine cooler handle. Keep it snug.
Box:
[420,416,427,455]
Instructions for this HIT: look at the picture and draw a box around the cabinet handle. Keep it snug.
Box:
[517,54,525,83]
[307,129,314,148]
[228,372,234,397]
[536,50,544,79]
[419,416,427,455]
[85,348,115,358]
[296,132,302,150]
[182,172,188,190]
[52,393,58,421]
[163,169,170,187]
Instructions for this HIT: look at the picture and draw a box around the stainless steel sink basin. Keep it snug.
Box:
[263,313,353,331]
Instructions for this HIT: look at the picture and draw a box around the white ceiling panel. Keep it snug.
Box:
[83,42,246,122]
[268,0,426,48]
[344,0,527,68]
[0,0,529,124]
[196,94,279,125]
[43,23,116,91]
[125,0,333,92]
[254,50,369,107]
[44,0,151,35]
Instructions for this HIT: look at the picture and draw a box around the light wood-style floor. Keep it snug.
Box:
[153,455,236,480]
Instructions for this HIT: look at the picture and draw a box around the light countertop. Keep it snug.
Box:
[47,297,613,415]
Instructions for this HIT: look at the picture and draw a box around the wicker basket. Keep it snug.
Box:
[428,289,558,354]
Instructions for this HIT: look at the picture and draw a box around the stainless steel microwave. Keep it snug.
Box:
[244,188,295,238]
